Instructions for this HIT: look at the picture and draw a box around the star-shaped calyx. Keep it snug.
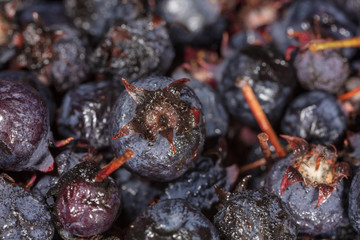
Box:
[279,135,350,208]
[112,78,201,153]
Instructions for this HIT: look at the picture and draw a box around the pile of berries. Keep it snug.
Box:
[1,0,360,239]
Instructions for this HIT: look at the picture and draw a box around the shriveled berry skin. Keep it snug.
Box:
[294,49,350,94]
[90,18,174,83]
[0,80,54,172]
[349,169,360,232]
[265,157,346,235]
[155,0,226,47]
[160,155,229,214]
[57,80,124,149]
[48,160,121,238]
[0,175,54,240]
[124,199,220,240]
[64,0,144,39]
[218,45,296,127]
[214,188,297,240]
[280,91,347,145]
[110,76,205,182]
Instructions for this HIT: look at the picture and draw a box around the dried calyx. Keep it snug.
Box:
[280,135,350,208]
[112,78,201,153]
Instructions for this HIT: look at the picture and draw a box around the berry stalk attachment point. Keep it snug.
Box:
[95,149,135,182]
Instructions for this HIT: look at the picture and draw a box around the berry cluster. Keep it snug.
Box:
[1,0,360,239]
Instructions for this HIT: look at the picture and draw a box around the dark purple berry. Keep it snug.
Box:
[90,17,174,83]
[265,156,346,235]
[349,169,360,232]
[13,21,89,92]
[159,155,229,216]
[124,199,220,240]
[214,184,297,240]
[0,80,54,172]
[0,174,54,240]
[48,160,121,238]
[280,90,347,145]
[218,45,296,127]
[110,76,205,181]
[57,80,125,149]
[294,49,350,93]
[64,0,145,39]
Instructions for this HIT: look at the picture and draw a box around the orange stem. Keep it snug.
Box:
[55,137,74,147]
[25,172,37,190]
[337,86,360,101]
[95,149,134,182]
[237,78,286,157]
[308,36,360,52]
[257,132,272,159]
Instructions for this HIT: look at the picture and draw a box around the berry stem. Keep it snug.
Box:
[25,172,37,190]
[55,137,74,148]
[95,149,135,182]
[308,36,360,52]
[236,78,286,157]
[337,86,360,101]
[257,132,272,159]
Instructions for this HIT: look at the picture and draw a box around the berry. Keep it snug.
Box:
[0,80,54,172]
[159,155,229,216]
[110,76,205,181]
[90,17,174,83]
[0,174,54,240]
[218,45,296,127]
[57,80,125,149]
[214,181,297,240]
[349,169,360,232]
[48,160,122,238]
[124,199,220,240]
[280,90,347,145]
[265,156,346,235]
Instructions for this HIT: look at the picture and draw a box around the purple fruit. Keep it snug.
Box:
[0,80,54,172]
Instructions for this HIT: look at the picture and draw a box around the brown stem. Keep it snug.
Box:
[308,36,360,52]
[94,149,135,182]
[236,78,286,157]
[337,86,360,101]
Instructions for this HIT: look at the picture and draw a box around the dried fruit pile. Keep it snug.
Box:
[1,0,360,239]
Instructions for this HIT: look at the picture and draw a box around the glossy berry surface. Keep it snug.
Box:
[214,187,297,240]
[0,80,53,172]
[280,91,347,145]
[124,199,220,240]
[110,76,205,181]
[218,45,296,127]
[48,160,121,238]
[265,156,346,235]
[0,175,54,240]
[57,80,124,149]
